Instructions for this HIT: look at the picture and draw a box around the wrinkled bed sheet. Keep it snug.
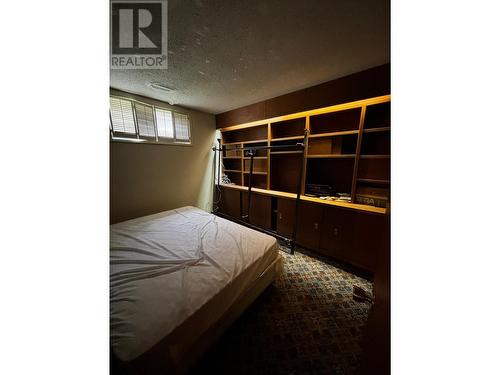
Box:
[110,206,278,361]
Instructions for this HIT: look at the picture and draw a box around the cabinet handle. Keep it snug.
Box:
[314,223,319,230]
[278,212,282,221]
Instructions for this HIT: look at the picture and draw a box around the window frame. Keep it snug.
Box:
[134,101,157,141]
[109,97,139,140]
[109,95,192,146]
[154,107,176,142]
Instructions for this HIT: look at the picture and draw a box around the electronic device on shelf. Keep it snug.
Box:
[305,184,333,197]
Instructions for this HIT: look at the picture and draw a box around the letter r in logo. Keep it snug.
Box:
[112,2,162,55]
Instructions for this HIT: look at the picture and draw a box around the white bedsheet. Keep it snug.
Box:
[110,206,278,361]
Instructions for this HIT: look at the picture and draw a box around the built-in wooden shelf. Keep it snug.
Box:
[301,195,386,214]
[217,95,391,275]
[360,155,390,159]
[271,135,304,142]
[242,139,268,144]
[243,171,267,175]
[309,130,359,138]
[357,178,390,185]
[219,94,390,215]
[218,183,386,214]
[364,127,390,133]
[270,150,303,155]
[223,138,268,146]
[307,154,356,159]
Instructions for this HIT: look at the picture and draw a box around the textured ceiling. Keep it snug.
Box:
[110,0,389,114]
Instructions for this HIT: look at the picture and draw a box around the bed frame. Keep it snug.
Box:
[212,131,308,254]
[111,254,283,375]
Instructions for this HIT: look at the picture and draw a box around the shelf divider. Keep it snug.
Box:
[363,126,390,133]
[307,154,355,159]
[308,129,359,138]
[351,106,367,200]
[357,178,390,185]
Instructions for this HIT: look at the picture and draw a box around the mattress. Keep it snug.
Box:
[110,206,279,362]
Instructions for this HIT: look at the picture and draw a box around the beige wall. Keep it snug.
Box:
[110,89,216,223]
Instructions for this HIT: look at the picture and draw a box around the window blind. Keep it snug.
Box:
[174,112,190,142]
[110,97,136,134]
[110,95,191,145]
[155,108,174,139]
[135,103,156,138]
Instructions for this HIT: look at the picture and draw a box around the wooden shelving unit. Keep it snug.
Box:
[360,155,390,159]
[271,135,304,142]
[308,130,359,138]
[243,171,267,175]
[219,182,386,214]
[219,94,390,214]
[307,154,356,159]
[357,178,390,185]
[364,127,390,133]
[270,150,303,155]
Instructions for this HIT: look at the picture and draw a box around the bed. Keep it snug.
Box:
[110,206,282,374]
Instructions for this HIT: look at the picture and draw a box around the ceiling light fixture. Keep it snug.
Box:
[147,82,174,92]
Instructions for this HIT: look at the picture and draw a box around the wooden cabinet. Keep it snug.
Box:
[351,212,385,271]
[277,199,323,249]
[219,188,272,230]
[219,187,386,273]
[219,187,240,219]
[319,206,355,261]
[242,192,272,230]
[296,202,323,250]
[276,198,296,237]
[260,191,388,273]
[319,206,385,272]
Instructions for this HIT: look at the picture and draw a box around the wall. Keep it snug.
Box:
[110,89,216,224]
[216,64,390,127]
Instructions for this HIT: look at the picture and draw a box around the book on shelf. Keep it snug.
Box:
[355,194,388,208]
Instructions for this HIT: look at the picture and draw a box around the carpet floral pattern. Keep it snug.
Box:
[192,246,373,375]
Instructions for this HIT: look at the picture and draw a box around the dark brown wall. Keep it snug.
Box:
[216,64,390,128]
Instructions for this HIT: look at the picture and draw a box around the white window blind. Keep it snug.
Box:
[110,97,136,134]
[135,103,156,138]
[155,108,174,139]
[110,95,191,145]
[174,112,190,142]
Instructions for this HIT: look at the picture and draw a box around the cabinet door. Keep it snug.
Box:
[219,187,240,219]
[276,198,296,237]
[277,200,323,249]
[351,212,386,272]
[319,206,355,260]
[296,202,323,250]
[242,192,272,230]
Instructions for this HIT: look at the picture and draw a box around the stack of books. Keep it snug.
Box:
[317,193,351,202]
[336,193,351,202]
[355,186,389,208]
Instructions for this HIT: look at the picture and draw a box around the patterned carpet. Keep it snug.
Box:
[191,245,373,375]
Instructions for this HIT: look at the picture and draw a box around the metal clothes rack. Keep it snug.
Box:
[212,131,309,254]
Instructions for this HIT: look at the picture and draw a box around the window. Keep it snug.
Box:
[155,108,174,139]
[134,103,155,138]
[110,97,136,136]
[109,95,191,145]
[174,112,190,142]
